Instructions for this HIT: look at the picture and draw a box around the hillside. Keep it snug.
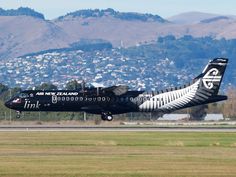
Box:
[1,8,236,59]
[0,15,70,59]
[1,36,235,90]
[168,12,221,24]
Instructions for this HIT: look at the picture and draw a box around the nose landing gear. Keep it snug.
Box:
[16,111,21,119]
[101,112,113,121]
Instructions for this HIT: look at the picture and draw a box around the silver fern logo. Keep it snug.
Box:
[202,68,221,89]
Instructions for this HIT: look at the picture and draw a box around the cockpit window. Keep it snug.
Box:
[18,93,29,98]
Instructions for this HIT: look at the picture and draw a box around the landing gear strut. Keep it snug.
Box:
[101,112,113,121]
[16,111,21,119]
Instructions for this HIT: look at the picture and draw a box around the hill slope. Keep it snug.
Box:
[1,8,236,59]
[168,12,221,24]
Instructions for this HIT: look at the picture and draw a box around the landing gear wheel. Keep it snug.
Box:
[101,112,113,121]
[16,111,21,119]
[106,115,113,121]
[101,113,107,121]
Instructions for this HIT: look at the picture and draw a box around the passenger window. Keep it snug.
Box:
[66,97,70,101]
[110,97,115,102]
[75,97,79,101]
[71,97,74,101]
[62,97,65,101]
[57,97,61,101]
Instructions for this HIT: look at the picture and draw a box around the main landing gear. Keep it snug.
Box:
[16,111,21,119]
[101,112,113,121]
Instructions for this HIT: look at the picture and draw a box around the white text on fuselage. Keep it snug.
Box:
[24,101,40,109]
[36,92,78,96]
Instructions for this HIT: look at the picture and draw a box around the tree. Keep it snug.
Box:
[35,83,58,90]
[207,103,223,114]
[0,87,22,101]
[189,105,208,121]
[0,100,10,119]
[223,87,236,119]
[65,80,83,90]
[0,83,8,95]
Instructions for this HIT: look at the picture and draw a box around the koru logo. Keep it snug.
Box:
[202,68,221,89]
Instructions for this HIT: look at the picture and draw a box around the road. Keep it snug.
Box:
[0,125,235,132]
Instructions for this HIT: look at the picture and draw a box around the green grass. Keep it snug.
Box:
[0,132,235,177]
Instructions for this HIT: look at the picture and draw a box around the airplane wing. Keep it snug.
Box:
[91,82,105,88]
[102,85,129,95]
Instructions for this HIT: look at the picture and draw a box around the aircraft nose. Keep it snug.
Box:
[4,100,12,108]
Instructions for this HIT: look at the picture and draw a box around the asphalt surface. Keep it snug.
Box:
[0,125,235,132]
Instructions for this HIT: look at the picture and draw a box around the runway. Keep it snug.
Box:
[0,125,235,132]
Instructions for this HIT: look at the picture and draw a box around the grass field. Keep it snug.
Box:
[0,132,235,177]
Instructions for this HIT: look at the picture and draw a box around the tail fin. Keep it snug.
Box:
[195,58,228,96]
[139,58,228,113]
[154,58,228,112]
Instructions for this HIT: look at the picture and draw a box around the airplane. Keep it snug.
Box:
[5,58,228,121]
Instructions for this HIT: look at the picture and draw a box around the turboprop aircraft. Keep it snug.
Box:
[5,58,228,121]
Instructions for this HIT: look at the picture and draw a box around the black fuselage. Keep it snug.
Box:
[5,89,145,115]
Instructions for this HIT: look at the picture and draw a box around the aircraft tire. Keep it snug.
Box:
[101,116,107,121]
[101,112,113,121]
[106,115,113,121]
[101,113,107,121]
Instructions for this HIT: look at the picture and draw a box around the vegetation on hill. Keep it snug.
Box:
[58,8,166,22]
[122,35,236,86]
[0,7,44,19]
[23,39,113,57]
[201,16,230,23]
[35,83,58,90]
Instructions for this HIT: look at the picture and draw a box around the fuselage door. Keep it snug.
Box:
[52,95,57,104]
